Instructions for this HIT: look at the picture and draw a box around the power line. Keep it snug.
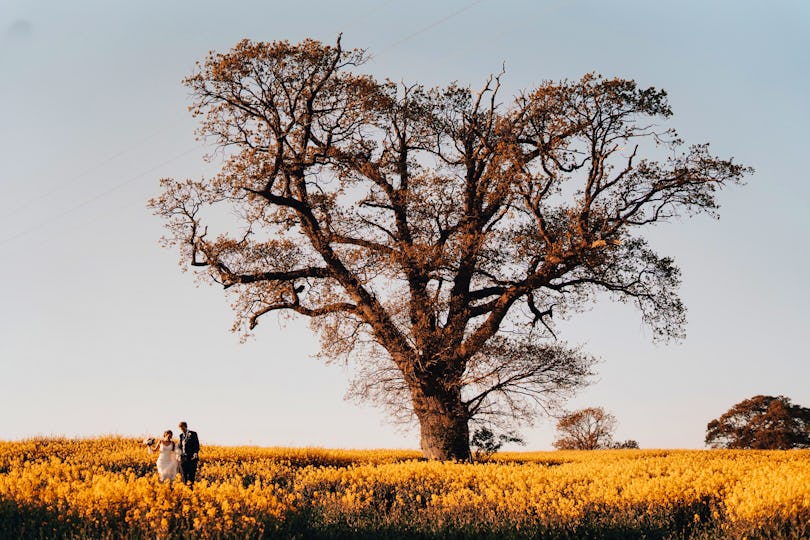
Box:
[408,0,566,85]
[372,0,486,59]
[0,120,179,222]
[0,1,490,251]
[0,144,203,248]
[338,0,400,32]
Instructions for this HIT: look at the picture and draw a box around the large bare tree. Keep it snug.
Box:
[150,37,750,460]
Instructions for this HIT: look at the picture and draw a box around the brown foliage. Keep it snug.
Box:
[705,395,810,449]
[552,407,617,450]
[149,37,750,459]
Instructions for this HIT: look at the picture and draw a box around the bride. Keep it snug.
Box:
[147,429,180,483]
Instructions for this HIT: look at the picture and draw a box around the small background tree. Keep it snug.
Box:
[611,439,639,449]
[470,427,525,462]
[705,395,810,449]
[552,407,617,450]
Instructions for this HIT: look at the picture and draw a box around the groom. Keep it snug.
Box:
[178,421,200,485]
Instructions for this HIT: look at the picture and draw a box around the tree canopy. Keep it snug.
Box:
[705,395,810,449]
[552,407,618,450]
[150,37,750,460]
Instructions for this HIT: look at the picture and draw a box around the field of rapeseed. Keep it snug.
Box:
[0,437,808,539]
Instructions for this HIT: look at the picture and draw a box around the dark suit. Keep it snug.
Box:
[179,430,200,484]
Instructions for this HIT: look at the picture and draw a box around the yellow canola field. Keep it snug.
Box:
[0,437,808,539]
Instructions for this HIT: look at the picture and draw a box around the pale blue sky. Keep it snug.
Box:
[1,0,808,450]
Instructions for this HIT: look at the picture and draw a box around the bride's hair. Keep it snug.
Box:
[163,430,176,451]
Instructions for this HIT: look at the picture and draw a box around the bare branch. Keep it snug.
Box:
[153,41,750,460]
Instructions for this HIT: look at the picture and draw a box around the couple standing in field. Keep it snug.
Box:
[146,421,199,484]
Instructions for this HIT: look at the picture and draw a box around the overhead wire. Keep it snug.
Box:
[0,120,179,222]
[0,143,203,247]
[371,0,486,60]
[1,0,491,251]
[337,0,400,32]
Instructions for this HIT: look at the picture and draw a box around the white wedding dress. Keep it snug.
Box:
[153,442,180,483]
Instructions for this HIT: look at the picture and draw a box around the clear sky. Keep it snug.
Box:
[1,0,808,450]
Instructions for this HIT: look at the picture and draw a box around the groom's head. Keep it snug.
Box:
[179,421,188,434]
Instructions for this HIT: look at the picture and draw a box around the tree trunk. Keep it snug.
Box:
[410,383,471,461]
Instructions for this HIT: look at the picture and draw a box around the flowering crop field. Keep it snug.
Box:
[0,437,808,539]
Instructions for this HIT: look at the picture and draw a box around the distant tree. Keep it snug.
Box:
[705,395,810,449]
[150,37,750,460]
[470,427,525,462]
[553,407,617,450]
[611,439,639,449]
